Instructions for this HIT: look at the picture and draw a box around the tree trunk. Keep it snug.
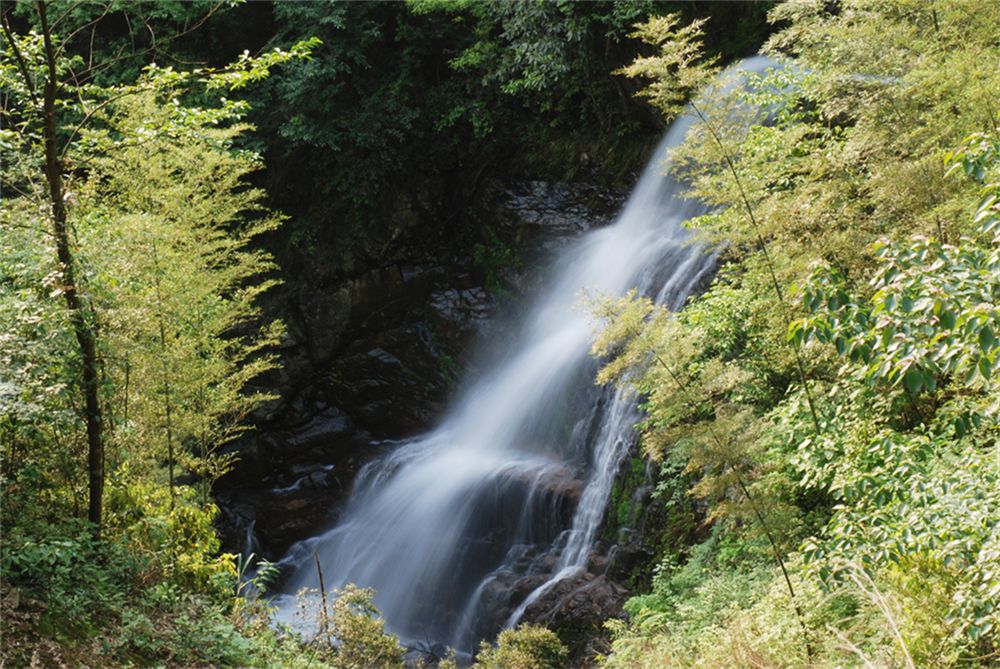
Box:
[37,1,105,532]
[150,243,175,509]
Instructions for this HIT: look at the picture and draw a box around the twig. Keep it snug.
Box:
[313,549,332,646]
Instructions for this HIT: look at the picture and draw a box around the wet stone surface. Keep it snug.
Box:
[213,180,632,645]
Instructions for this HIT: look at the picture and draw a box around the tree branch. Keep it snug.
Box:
[1,6,39,105]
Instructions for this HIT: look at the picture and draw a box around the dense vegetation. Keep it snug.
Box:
[592,2,1000,667]
[2,1,997,668]
[240,0,772,276]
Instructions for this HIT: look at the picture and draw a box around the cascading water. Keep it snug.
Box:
[274,56,775,654]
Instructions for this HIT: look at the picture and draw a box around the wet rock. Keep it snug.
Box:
[502,181,621,241]
[214,178,627,564]
[519,568,629,665]
[520,570,628,626]
[367,347,402,366]
[283,407,351,451]
[491,181,624,300]
[500,465,584,504]
[459,552,629,667]
[429,286,493,331]
[299,284,354,364]
[605,529,655,585]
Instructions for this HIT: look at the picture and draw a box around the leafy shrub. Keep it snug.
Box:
[297,583,404,669]
[470,625,569,669]
[329,584,404,669]
[0,521,135,635]
[597,3,1000,665]
[107,478,238,601]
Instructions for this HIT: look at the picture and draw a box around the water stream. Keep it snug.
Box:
[273,56,774,654]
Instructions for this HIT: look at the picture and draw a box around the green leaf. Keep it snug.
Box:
[903,368,923,394]
[979,326,996,353]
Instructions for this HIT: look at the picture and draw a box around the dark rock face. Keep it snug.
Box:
[449,545,630,666]
[213,179,626,567]
[524,571,629,666]
[214,265,469,557]
[520,569,629,630]
[502,181,620,243]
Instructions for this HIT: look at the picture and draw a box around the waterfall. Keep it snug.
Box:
[273,56,776,653]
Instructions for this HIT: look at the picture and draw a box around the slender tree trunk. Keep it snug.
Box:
[37,0,105,532]
[198,386,209,508]
[123,357,130,427]
[690,102,823,435]
[150,243,175,509]
[641,336,815,659]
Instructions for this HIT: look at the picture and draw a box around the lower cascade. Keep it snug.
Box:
[274,57,774,654]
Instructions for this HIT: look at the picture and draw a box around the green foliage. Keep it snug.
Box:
[617,13,718,120]
[598,3,1000,667]
[444,1,584,98]
[620,531,773,629]
[250,1,724,263]
[1,8,314,508]
[474,227,521,295]
[949,131,1000,241]
[105,480,238,599]
[794,236,999,396]
[253,1,500,249]
[469,624,569,669]
[0,222,82,517]
[438,349,463,387]
[412,0,659,118]
[590,291,803,553]
[79,85,289,505]
[0,8,322,666]
[786,143,1000,649]
[296,583,404,669]
[1,520,134,635]
[0,512,336,668]
[605,456,646,539]
[5,1,232,87]
[328,584,405,669]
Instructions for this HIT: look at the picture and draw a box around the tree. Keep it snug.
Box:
[0,0,314,532]
[619,13,822,434]
[0,1,107,529]
[80,87,287,509]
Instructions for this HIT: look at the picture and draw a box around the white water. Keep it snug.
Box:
[274,56,775,653]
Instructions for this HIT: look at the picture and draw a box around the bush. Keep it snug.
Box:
[0,520,135,635]
[470,625,569,669]
[296,583,404,669]
[329,584,405,669]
